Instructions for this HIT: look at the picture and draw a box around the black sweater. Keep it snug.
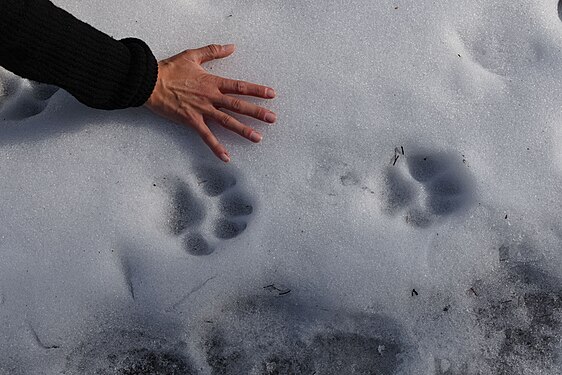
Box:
[0,0,158,110]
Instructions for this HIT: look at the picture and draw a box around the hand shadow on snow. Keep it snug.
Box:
[0,69,60,122]
[0,92,159,148]
[0,69,242,160]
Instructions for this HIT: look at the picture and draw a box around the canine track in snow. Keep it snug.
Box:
[0,69,58,121]
[452,3,545,78]
[199,296,405,375]
[425,238,562,375]
[64,319,195,375]
[469,253,562,374]
[432,263,562,375]
[382,148,475,228]
[157,166,254,256]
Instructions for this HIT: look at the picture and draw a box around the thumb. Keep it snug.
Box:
[194,44,236,64]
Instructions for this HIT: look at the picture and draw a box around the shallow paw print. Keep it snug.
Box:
[470,247,562,374]
[159,167,254,256]
[383,166,416,214]
[200,296,404,375]
[0,69,59,121]
[306,331,402,374]
[307,154,367,198]
[65,329,196,375]
[382,148,475,228]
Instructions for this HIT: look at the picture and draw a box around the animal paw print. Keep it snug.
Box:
[382,148,474,227]
[201,296,404,374]
[470,257,562,374]
[0,68,59,121]
[65,328,196,375]
[158,167,253,256]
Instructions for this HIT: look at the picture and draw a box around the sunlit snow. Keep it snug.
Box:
[1,0,562,374]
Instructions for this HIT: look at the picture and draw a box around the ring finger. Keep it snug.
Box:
[216,95,276,124]
[208,109,263,143]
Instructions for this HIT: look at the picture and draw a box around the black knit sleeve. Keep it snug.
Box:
[0,0,158,110]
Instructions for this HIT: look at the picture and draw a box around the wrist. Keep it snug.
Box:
[144,62,162,108]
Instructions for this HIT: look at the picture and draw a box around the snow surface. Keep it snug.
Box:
[1,0,562,373]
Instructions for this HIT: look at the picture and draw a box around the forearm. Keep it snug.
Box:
[0,0,157,109]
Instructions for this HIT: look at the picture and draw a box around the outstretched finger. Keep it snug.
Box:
[219,78,276,99]
[216,95,277,124]
[191,117,230,162]
[209,109,263,143]
[191,44,236,64]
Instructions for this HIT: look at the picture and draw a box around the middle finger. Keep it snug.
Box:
[218,78,276,99]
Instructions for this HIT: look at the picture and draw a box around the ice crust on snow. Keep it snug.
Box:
[0,0,562,373]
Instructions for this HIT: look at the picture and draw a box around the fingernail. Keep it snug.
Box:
[223,44,235,52]
[266,88,276,98]
[250,131,262,143]
[220,153,230,163]
[265,113,276,123]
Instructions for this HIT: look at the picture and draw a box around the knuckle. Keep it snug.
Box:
[207,44,222,56]
[255,107,266,119]
[198,72,212,83]
[230,98,242,111]
[203,103,217,115]
[235,80,246,93]
[242,127,253,138]
[220,114,232,127]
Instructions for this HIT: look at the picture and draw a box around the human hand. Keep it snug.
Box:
[144,44,277,162]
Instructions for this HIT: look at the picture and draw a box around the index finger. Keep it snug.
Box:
[219,79,276,99]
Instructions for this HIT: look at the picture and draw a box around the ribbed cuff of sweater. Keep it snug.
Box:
[116,38,159,108]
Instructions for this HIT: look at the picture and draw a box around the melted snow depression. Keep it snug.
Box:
[1,0,562,374]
